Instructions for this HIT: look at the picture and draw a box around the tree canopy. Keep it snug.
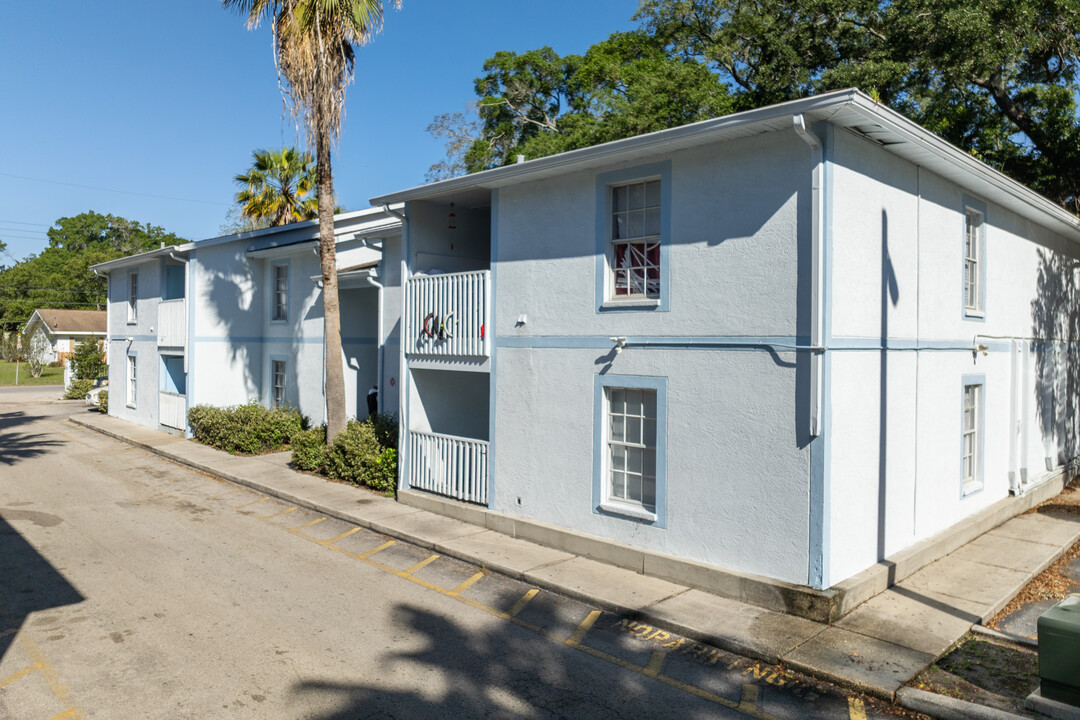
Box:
[234,147,318,227]
[0,211,186,329]
[433,0,1080,214]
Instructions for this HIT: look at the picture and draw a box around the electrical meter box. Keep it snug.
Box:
[1038,594,1080,707]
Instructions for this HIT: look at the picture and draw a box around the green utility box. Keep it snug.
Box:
[1039,594,1080,707]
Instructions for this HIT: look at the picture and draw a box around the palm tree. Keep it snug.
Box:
[223,0,398,442]
[234,147,317,227]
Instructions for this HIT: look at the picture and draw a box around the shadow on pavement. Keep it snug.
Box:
[0,412,60,466]
[0,514,85,661]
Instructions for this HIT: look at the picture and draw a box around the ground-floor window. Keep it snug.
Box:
[593,374,666,525]
[126,354,137,408]
[271,359,287,409]
[962,376,984,496]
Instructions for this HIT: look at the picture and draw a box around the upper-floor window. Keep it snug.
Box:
[127,271,138,324]
[272,262,288,322]
[610,179,661,299]
[963,203,985,317]
[126,354,137,408]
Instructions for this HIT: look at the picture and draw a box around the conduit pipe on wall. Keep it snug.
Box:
[364,273,385,414]
[793,114,824,437]
[382,204,408,458]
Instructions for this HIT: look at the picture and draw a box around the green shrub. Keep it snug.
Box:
[71,338,106,381]
[291,426,327,471]
[64,378,95,399]
[323,420,396,493]
[364,411,399,450]
[187,402,304,454]
[97,390,109,413]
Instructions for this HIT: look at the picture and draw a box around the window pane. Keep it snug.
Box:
[625,389,643,413]
[614,212,627,240]
[612,445,626,471]
[610,414,625,442]
[611,470,626,499]
[645,207,661,236]
[614,185,628,212]
[610,389,624,413]
[626,416,642,444]
[627,447,642,474]
[627,472,643,503]
[628,210,644,239]
[644,448,656,477]
[642,477,656,507]
[629,182,645,210]
[645,180,660,207]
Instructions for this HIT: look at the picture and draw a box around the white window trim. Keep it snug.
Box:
[126,353,137,409]
[594,161,671,313]
[962,197,987,320]
[270,357,287,409]
[271,261,289,323]
[961,375,985,497]
[592,374,667,526]
[127,270,138,324]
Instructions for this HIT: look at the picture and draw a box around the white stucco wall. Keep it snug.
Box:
[479,129,813,585]
[826,128,1080,585]
[107,259,162,429]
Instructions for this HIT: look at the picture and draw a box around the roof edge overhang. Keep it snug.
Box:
[90,244,195,273]
[371,88,1080,244]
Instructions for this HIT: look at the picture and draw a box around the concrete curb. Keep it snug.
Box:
[970,623,1039,649]
[896,687,1029,720]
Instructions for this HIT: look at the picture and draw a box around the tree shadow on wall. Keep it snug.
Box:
[203,257,258,398]
[288,602,730,720]
[1031,249,1080,468]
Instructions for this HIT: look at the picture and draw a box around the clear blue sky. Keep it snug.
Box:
[0,1,639,262]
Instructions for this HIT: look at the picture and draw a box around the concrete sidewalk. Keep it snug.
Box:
[69,410,1080,702]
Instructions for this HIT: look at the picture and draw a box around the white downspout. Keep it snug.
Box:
[364,273,384,413]
[168,251,190,374]
[794,114,824,437]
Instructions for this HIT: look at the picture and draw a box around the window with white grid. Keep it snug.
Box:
[610,179,661,299]
[962,383,981,494]
[607,387,657,509]
[272,263,288,322]
[127,271,138,323]
[271,359,286,409]
[126,354,137,408]
[964,208,983,314]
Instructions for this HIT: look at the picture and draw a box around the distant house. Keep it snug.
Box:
[91,207,402,434]
[23,309,107,364]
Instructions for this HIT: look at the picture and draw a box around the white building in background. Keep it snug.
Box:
[92,207,402,434]
[371,88,1080,612]
[23,309,107,364]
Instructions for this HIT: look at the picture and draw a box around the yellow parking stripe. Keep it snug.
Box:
[848,697,868,720]
[0,664,39,690]
[566,610,602,646]
[508,589,538,618]
[209,488,243,500]
[739,683,759,713]
[322,527,362,544]
[404,555,440,575]
[449,572,485,596]
[288,517,326,532]
[643,650,666,678]
[234,496,269,509]
[258,506,299,520]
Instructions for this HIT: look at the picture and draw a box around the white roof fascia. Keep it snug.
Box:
[90,243,195,273]
[370,90,861,205]
[195,204,405,252]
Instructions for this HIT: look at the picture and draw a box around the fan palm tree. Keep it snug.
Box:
[234,147,317,227]
[223,0,398,441]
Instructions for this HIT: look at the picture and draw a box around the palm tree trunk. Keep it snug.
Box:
[317,126,347,441]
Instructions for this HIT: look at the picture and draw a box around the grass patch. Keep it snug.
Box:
[911,634,1040,716]
[0,361,65,386]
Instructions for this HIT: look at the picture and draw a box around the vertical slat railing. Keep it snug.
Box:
[159,391,186,430]
[158,298,187,348]
[404,270,489,358]
[408,430,489,505]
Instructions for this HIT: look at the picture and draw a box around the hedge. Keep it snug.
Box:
[291,413,398,494]
[187,402,305,455]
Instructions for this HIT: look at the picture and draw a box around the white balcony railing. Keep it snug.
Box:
[408,430,489,505]
[405,270,489,358]
[158,298,187,348]
[159,391,186,430]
